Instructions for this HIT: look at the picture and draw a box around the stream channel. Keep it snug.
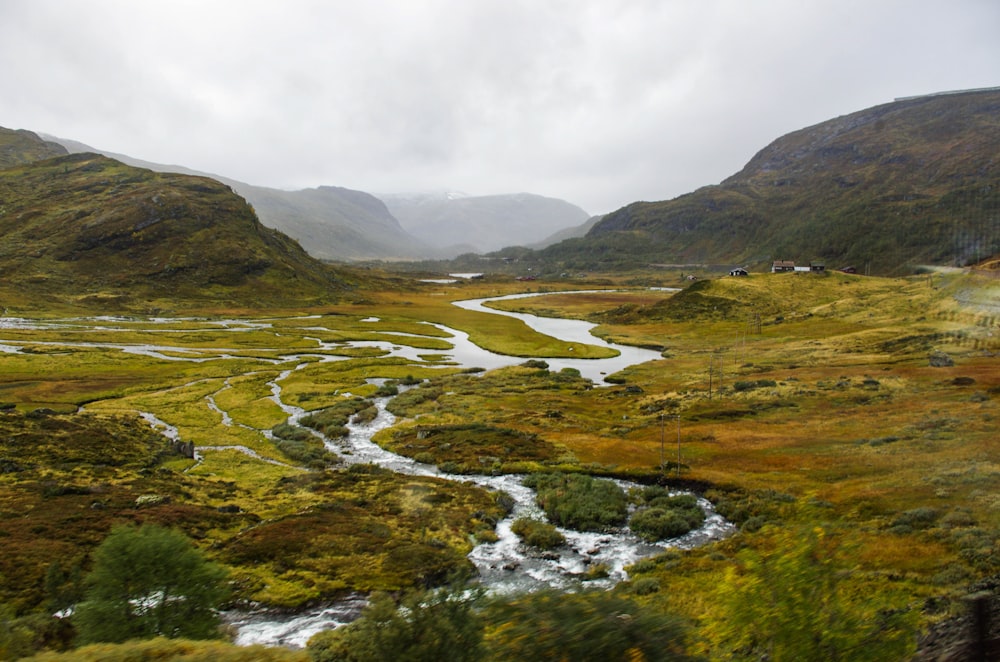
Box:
[224,292,734,648]
[0,293,734,647]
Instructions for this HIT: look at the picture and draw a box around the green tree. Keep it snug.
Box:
[308,587,484,662]
[483,589,699,661]
[73,524,229,644]
[706,526,918,661]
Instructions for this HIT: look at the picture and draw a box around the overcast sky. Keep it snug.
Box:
[1,1,997,214]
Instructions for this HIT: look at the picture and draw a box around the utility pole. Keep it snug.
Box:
[675,414,681,478]
[659,412,665,473]
[708,354,713,400]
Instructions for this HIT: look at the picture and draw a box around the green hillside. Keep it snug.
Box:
[541,88,1000,274]
[0,153,362,313]
[0,127,67,168]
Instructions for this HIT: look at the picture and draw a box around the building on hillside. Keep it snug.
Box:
[810,262,826,272]
[772,260,795,273]
[729,267,749,277]
[838,266,857,274]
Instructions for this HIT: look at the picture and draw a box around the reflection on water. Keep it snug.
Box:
[6,291,726,649]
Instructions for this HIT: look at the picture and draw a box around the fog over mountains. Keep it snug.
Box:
[44,137,592,262]
[19,86,1000,275]
[379,191,591,256]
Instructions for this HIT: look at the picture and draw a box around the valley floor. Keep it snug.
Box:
[1,268,998,659]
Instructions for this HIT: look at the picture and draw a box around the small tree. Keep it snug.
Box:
[73,524,229,644]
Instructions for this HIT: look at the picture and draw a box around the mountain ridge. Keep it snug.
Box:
[542,88,1000,274]
[0,148,363,312]
[44,137,428,262]
[46,138,593,262]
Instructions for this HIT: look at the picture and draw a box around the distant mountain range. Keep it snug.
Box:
[43,138,592,262]
[46,137,429,262]
[3,85,997,310]
[541,88,1000,274]
[378,191,591,256]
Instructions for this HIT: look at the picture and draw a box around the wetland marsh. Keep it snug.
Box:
[2,271,999,658]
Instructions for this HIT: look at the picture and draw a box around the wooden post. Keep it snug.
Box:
[708,354,713,400]
[969,593,990,661]
[675,415,681,478]
[659,412,664,473]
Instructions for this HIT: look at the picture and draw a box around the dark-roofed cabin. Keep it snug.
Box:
[771,260,795,273]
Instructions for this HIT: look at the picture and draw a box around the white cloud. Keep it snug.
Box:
[1,0,997,213]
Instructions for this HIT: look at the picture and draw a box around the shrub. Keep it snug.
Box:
[510,518,565,550]
[270,420,339,466]
[308,587,484,662]
[890,507,940,531]
[386,386,443,416]
[271,421,312,442]
[733,379,778,392]
[351,406,378,424]
[629,496,706,542]
[299,398,370,436]
[475,529,499,544]
[523,473,628,532]
[494,491,516,514]
[705,487,796,526]
[483,589,696,661]
[273,437,338,467]
[631,577,661,595]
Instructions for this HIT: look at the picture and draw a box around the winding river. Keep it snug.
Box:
[2,292,731,648]
[223,293,733,648]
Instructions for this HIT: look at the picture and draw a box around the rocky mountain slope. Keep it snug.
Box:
[0,139,361,312]
[542,88,1000,274]
[0,127,67,167]
[380,191,591,256]
[47,137,428,262]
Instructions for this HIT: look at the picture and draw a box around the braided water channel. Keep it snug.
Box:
[1,298,734,647]
[226,293,735,648]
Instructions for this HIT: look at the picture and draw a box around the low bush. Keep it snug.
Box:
[299,397,370,437]
[629,495,706,542]
[386,385,443,415]
[351,406,378,424]
[511,518,565,550]
[631,576,661,595]
[386,423,558,468]
[271,421,312,442]
[733,379,778,392]
[705,487,795,526]
[271,419,337,466]
[890,507,940,531]
[523,473,628,532]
